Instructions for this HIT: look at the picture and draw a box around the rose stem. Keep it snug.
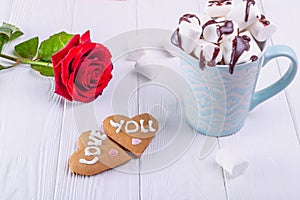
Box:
[0,53,18,62]
[0,53,53,68]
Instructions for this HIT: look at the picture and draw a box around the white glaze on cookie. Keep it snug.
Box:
[79,131,107,165]
[125,121,139,134]
[84,146,101,156]
[140,119,156,133]
[110,119,156,134]
[90,130,107,140]
[140,119,148,133]
[79,157,99,165]
[148,120,156,132]
[110,120,125,134]
[88,135,103,146]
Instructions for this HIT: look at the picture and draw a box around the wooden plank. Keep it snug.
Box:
[53,0,140,199]
[219,98,300,199]
[72,0,137,41]
[0,0,73,199]
[262,0,300,141]
[53,59,140,200]
[136,0,201,30]
[218,0,300,199]
[0,67,65,200]
[136,50,227,200]
[137,0,227,199]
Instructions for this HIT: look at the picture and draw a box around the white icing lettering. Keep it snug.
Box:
[99,134,107,141]
[84,146,101,156]
[88,135,102,146]
[140,119,149,133]
[125,120,139,134]
[90,131,107,140]
[78,131,109,165]
[109,119,156,134]
[90,130,98,137]
[79,157,99,165]
[148,120,156,132]
[110,120,125,134]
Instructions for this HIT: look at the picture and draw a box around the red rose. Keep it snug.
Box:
[52,31,113,103]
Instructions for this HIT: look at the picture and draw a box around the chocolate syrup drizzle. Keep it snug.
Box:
[203,20,234,43]
[217,21,234,42]
[202,19,218,30]
[179,14,201,25]
[171,14,201,50]
[208,0,232,6]
[229,34,251,74]
[207,47,221,66]
[199,47,220,69]
[250,55,258,61]
[245,0,255,22]
[259,14,270,26]
[199,50,206,70]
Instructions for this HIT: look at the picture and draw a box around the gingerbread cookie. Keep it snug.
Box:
[103,113,158,157]
[69,130,131,176]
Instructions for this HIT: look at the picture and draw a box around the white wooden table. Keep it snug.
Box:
[0,0,299,199]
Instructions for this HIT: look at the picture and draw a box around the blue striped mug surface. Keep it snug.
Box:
[182,45,298,137]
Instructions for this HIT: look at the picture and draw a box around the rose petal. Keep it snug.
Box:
[67,62,94,101]
[72,85,97,103]
[53,31,113,103]
[88,47,107,62]
[80,30,91,44]
[72,43,96,73]
[94,44,112,63]
[69,45,105,96]
[60,46,81,87]
[95,63,113,95]
[54,62,73,101]
[74,60,109,91]
[72,62,112,103]
[51,34,80,67]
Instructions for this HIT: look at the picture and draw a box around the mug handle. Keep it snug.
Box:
[249,45,298,111]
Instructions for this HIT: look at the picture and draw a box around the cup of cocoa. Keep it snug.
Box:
[171,0,298,136]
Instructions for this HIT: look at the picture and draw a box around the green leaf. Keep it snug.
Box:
[14,37,39,59]
[38,31,74,62]
[0,22,23,52]
[1,22,23,41]
[31,65,54,77]
[0,34,6,52]
[0,22,23,41]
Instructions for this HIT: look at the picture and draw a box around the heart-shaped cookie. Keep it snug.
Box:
[103,113,158,157]
[69,130,131,176]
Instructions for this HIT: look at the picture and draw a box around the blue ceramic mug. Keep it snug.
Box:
[182,45,298,137]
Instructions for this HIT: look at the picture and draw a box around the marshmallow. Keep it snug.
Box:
[178,14,202,54]
[226,0,261,31]
[215,148,249,177]
[205,0,233,18]
[248,14,276,42]
[220,36,232,54]
[222,31,261,65]
[171,0,276,70]
[203,20,238,44]
[193,40,223,67]
[202,22,220,44]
